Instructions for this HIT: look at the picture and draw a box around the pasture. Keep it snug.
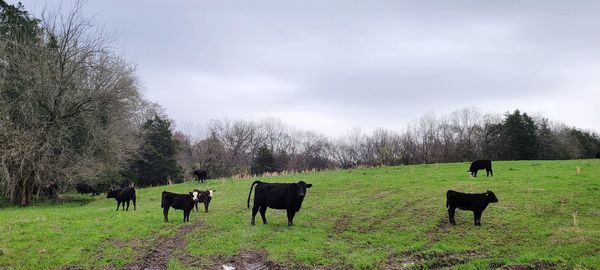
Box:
[0,160,599,269]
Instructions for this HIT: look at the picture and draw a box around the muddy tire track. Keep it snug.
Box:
[221,250,289,270]
[125,220,204,270]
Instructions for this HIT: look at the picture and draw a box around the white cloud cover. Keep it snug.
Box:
[14,0,600,136]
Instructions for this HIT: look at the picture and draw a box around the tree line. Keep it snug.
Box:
[174,108,600,179]
[1,2,599,206]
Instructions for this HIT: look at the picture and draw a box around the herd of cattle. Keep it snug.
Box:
[104,160,498,226]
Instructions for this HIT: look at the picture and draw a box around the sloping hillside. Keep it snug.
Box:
[1,160,599,269]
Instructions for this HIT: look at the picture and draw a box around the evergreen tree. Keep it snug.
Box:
[502,110,537,160]
[567,128,600,158]
[536,118,558,159]
[0,1,40,43]
[130,115,182,186]
[251,145,275,175]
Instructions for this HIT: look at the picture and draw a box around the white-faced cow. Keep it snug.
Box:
[247,180,312,226]
[192,189,215,212]
[446,190,498,226]
[161,191,196,222]
[468,160,493,177]
[106,187,136,211]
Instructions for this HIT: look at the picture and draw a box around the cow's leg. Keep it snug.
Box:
[126,200,130,211]
[473,211,482,226]
[116,202,120,211]
[259,206,268,224]
[448,206,456,225]
[473,170,477,177]
[184,210,190,222]
[204,202,209,213]
[194,201,199,212]
[251,204,260,225]
[132,196,136,211]
[490,169,493,176]
[286,209,296,226]
[163,207,169,222]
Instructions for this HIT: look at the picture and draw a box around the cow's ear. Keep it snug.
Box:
[189,192,193,195]
[306,184,312,188]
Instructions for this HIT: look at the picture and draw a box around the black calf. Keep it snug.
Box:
[193,169,208,183]
[76,182,100,196]
[468,160,493,177]
[106,187,136,211]
[161,191,196,222]
[446,190,498,226]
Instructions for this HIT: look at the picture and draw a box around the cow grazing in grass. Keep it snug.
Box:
[192,189,215,212]
[247,180,312,226]
[106,187,136,211]
[446,190,498,226]
[193,169,208,183]
[76,182,100,196]
[468,160,493,177]
[161,191,196,222]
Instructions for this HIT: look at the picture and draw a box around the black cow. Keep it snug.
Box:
[192,189,215,212]
[446,190,498,226]
[161,191,196,222]
[247,180,312,226]
[595,152,600,159]
[106,187,136,211]
[193,169,208,183]
[468,160,493,177]
[76,182,100,196]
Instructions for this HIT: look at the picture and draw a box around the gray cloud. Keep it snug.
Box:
[14,0,600,136]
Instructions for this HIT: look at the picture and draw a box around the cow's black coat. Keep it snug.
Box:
[106,187,136,211]
[192,189,214,212]
[468,160,493,177]
[76,182,100,196]
[161,191,196,222]
[247,180,312,226]
[193,169,208,183]
[446,190,498,226]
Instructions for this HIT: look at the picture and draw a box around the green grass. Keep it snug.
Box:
[1,160,599,269]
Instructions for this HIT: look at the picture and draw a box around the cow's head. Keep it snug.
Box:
[295,181,313,198]
[486,190,499,203]
[208,189,215,197]
[191,190,200,202]
[106,189,119,199]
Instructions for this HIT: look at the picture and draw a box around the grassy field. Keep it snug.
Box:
[0,160,599,269]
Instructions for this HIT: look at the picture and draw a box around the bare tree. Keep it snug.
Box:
[0,3,142,205]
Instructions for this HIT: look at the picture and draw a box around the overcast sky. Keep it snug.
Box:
[13,0,600,136]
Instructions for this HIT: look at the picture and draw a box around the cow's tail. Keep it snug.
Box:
[247,180,261,209]
[161,191,166,209]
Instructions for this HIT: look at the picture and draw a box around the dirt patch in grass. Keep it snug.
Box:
[384,250,479,270]
[333,214,352,234]
[173,249,296,270]
[220,250,290,270]
[124,220,204,270]
[426,218,450,243]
